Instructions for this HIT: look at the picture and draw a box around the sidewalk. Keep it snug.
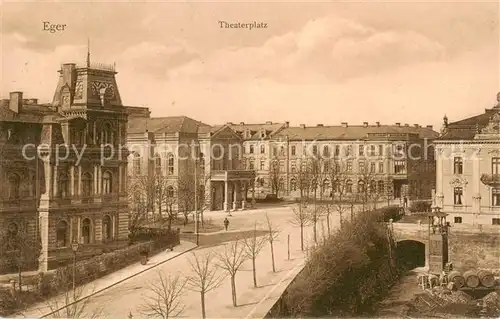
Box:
[16,240,197,317]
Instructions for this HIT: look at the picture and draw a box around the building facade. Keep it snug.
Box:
[1,60,132,271]
[434,93,500,225]
[127,114,256,213]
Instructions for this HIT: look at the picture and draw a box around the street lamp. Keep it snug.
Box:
[71,240,79,297]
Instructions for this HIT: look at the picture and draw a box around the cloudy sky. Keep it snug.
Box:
[1,1,499,129]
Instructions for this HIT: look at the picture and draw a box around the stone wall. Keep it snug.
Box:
[448,231,500,271]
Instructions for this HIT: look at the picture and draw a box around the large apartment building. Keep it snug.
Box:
[434,93,500,225]
[0,60,131,271]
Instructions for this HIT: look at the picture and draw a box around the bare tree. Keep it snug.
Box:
[306,204,324,244]
[268,157,281,197]
[288,203,310,251]
[215,239,248,306]
[243,223,267,288]
[265,213,280,273]
[128,181,149,236]
[0,228,41,291]
[139,271,187,318]
[186,251,225,319]
[44,281,102,319]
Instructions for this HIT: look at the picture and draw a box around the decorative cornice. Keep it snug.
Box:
[449,175,468,188]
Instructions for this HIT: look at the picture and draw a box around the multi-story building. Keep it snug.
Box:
[434,93,500,225]
[1,59,131,271]
[244,121,438,201]
[127,114,256,213]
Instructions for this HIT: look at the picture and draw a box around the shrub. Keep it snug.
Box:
[409,200,432,213]
[375,205,403,222]
[273,209,402,317]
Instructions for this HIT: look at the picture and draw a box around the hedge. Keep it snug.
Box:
[267,209,403,317]
[409,200,432,213]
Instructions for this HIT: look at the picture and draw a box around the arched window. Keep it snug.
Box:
[290,178,297,191]
[322,179,330,193]
[167,154,175,175]
[102,215,112,241]
[82,173,92,196]
[82,218,91,244]
[102,122,113,145]
[377,180,385,194]
[167,186,174,198]
[155,154,162,176]
[102,171,112,194]
[133,153,141,176]
[358,180,366,193]
[58,173,69,198]
[56,220,68,248]
[346,179,353,193]
[8,173,21,199]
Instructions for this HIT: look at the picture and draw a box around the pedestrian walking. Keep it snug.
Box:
[224,217,229,231]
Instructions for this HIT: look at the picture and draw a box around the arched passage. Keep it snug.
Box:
[396,240,425,270]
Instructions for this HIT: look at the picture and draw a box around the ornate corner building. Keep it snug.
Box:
[0,60,133,272]
[434,93,500,225]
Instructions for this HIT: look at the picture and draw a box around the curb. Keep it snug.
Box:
[37,243,198,318]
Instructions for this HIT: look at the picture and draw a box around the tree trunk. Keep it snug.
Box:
[18,263,22,291]
[252,257,257,287]
[270,242,276,272]
[300,225,304,251]
[231,275,237,306]
[326,213,331,235]
[201,292,206,319]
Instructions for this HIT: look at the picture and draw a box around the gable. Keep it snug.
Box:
[211,125,242,141]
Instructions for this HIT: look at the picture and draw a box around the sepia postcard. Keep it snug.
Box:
[0,1,499,318]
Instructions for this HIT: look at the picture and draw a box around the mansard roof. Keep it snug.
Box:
[127,116,210,134]
[438,94,500,140]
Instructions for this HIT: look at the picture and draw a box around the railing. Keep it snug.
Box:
[480,174,500,187]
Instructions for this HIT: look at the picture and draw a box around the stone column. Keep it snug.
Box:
[38,211,49,272]
[70,165,75,196]
[77,165,82,195]
[473,149,482,215]
[224,180,229,212]
[435,149,444,208]
[112,215,116,239]
[77,217,81,243]
[94,164,98,194]
[53,165,58,197]
[241,181,247,210]
[118,165,122,193]
[232,182,238,211]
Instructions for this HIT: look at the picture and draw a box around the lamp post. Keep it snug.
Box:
[194,157,199,246]
[71,240,79,297]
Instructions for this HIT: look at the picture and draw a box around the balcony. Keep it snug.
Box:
[211,170,256,181]
[480,174,500,187]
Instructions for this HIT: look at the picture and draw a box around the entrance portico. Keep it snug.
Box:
[210,170,256,212]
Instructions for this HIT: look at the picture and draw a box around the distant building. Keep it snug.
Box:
[0,60,132,271]
[434,93,500,225]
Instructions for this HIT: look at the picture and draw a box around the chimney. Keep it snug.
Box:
[414,124,420,128]
[266,121,273,124]
[285,121,290,128]
[404,123,409,127]
[239,122,244,125]
[395,122,401,127]
[9,91,23,113]
[61,63,77,86]
[375,122,380,127]
[300,124,306,128]
[426,125,433,130]
[363,122,368,127]
[317,124,323,127]
[226,122,233,125]
[341,122,348,128]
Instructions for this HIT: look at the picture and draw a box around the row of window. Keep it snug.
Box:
[247,144,407,157]
[453,157,500,175]
[454,217,500,225]
[453,187,500,206]
[6,171,113,200]
[255,177,388,194]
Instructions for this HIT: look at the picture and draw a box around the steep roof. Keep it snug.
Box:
[438,96,500,140]
[227,122,287,140]
[127,116,210,134]
[273,124,438,141]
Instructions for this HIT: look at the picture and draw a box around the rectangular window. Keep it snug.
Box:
[291,146,296,156]
[370,162,376,173]
[347,160,353,172]
[249,145,254,154]
[394,160,406,174]
[454,157,463,174]
[492,218,500,225]
[312,145,318,156]
[346,145,352,156]
[378,162,384,173]
[369,145,376,156]
[359,145,364,156]
[273,147,277,157]
[323,162,329,173]
[249,161,255,170]
[378,145,384,156]
[454,187,463,205]
[492,157,500,175]
[323,145,329,157]
[260,160,265,171]
[280,146,285,156]
[454,217,462,224]
[492,188,500,206]
[335,145,340,156]
[358,161,365,173]
[260,145,265,154]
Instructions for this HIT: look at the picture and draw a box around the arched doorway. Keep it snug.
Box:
[396,240,426,269]
[82,218,91,244]
[102,215,112,241]
[56,220,68,248]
